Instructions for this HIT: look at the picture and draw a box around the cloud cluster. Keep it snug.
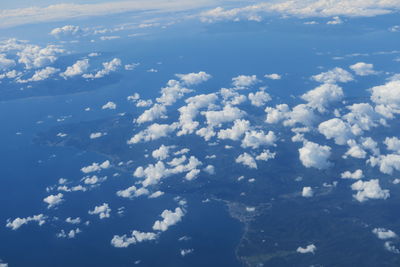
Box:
[351,179,390,202]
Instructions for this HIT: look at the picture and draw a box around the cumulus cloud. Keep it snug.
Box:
[136,104,166,124]
[372,228,397,240]
[351,179,390,202]
[111,230,157,248]
[318,118,353,145]
[312,67,354,84]
[241,130,276,149]
[175,71,211,85]
[350,62,377,76]
[18,66,59,83]
[83,58,121,79]
[102,101,117,110]
[6,214,47,230]
[0,54,16,70]
[299,141,332,169]
[232,75,259,89]
[248,90,271,107]
[370,80,400,111]
[88,203,111,219]
[302,83,344,112]
[81,160,110,173]
[153,207,185,232]
[297,244,316,254]
[236,152,257,169]
[50,25,82,38]
[202,105,245,127]
[116,186,149,199]
[217,119,250,141]
[134,156,202,187]
[341,169,364,179]
[152,145,171,160]
[384,137,400,154]
[43,193,64,209]
[302,186,314,197]
[265,104,317,127]
[256,149,276,161]
[128,123,177,144]
[369,154,400,175]
[60,59,89,78]
[177,93,218,136]
[17,44,64,69]
[265,73,281,80]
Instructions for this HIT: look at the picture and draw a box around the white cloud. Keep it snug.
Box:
[299,141,332,169]
[134,156,202,187]
[248,90,271,107]
[43,193,64,209]
[90,132,104,139]
[256,149,276,161]
[265,73,281,80]
[57,228,81,239]
[351,179,390,202]
[236,152,257,169]
[152,145,171,160]
[83,58,121,79]
[136,104,166,124]
[17,44,64,69]
[327,16,343,24]
[350,62,377,76]
[302,83,344,112]
[312,67,353,84]
[370,80,400,111]
[149,191,164,198]
[241,130,277,149]
[0,54,16,70]
[0,1,217,29]
[81,160,110,173]
[153,207,185,232]
[202,105,245,127]
[156,79,192,106]
[302,186,314,197]
[266,104,317,127]
[372,228,397,240]
[117,186,149,199]
[384,137,400,154]
[65,217,81,224]
[175,71,211,85]
[88,203,111,219]
[344,139,367,159]
[180,248,194,257]
[232,75,259,89]
[60,59,89,78]
[111,230,157,248]
[177,93,218,136]
[6,214,47,230]
[369,154,400,174]
[200,1,400,23]
[341,169,364,179]
[185,169,200,180]
[318,118,353,145]
[297,244,316,254]
[18,66,59,83]
[127,123,177,144]
[50,25,82,38]
[217,119,250,141]
[102,101,117,110]
[385,241,400,254]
